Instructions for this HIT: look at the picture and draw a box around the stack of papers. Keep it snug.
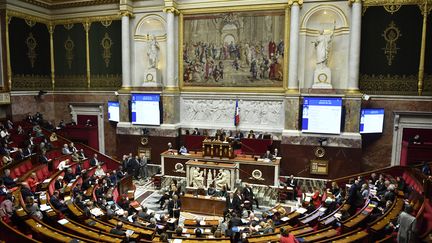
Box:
[90,208,104,217]
[58,219,69,225]
[40,204,51,212]
[296,208,308,214]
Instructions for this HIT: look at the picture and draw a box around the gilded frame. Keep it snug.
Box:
[178,4,290,92]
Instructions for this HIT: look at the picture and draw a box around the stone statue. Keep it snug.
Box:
[312,28,334,69]
[311,24,335,89]
[191,167,204,188]
[215,169,230,190]
[147,34,160,69]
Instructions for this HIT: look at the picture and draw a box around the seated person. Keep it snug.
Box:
[26,172,39,192]
[1,169,17,188]
[55,176,65,191]
[21,182,34,199]
[62,144,72,155]
[39,150,52,164]
[192,128,200,135]
[63,168,75,184]
[25,196,43,220]
[178,145,188,154]
[90,154,100,167]
[94,165,106,177]
[208,184,217,196]
[0,180,9,195]
[23,145,33,157]
[50,190,68,213]
[15,148,26,161]
[57,159,70,171]
[77,149,87,160]
[247,130,256,139]
[49,132,58,142]
[262,150,274,160]
[2,152,13,165]
[71,151,80,162]
[69,142,77,153]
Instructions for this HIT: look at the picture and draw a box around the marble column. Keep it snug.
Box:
[121,12,131,88]
[164,8,178,90]
[347,0,362,91]
[287,1,301,91]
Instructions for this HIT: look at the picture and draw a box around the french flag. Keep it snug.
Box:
[234,100,240,126]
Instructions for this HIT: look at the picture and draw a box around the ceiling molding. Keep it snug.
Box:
[18,0,119,10]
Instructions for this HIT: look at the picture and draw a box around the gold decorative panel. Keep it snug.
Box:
[25,33,37,68]
[101,33,113,68]
[382,21,401,66]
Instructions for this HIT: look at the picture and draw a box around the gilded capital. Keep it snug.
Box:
[83,21,91,32]
[47,23,55,34]
[288,0,303,7]
[348,0,362,5]
[120,10,134,18]
[163,6,180,15]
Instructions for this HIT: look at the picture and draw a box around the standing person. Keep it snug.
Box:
[391,205,417,243]
[168,194,181,218]
[139,154,148,179]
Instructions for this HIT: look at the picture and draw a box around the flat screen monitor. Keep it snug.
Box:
[131,94,161,125]
[107,101,120,122]
[360,108,384,134]
[301,97,343,134]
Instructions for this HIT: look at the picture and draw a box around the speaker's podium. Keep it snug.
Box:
[202,139,234,159]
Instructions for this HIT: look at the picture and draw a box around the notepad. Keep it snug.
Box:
[296,207,308,214]
[58,219,69,225]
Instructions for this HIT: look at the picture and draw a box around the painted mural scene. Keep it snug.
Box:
[182,11,285,87]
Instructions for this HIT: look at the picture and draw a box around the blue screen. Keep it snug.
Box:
[131,94,161,125]
[108,101,120,122]
[360,108,384,133]
[302,97,343,134]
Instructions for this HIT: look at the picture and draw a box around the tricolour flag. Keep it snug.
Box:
[234,100,240,126]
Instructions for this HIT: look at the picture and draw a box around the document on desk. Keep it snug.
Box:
[40,204,51,211]
[296,207,308,214]
[58,219,69,225]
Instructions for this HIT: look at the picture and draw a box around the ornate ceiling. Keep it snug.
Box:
[18,0,119,9]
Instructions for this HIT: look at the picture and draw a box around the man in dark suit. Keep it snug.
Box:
[261,150,274,160]
[39,150,51,164]
[89,154,99,167]
[168,195,181,218]
[23,145,33,157]
[110,221,126,236]
[228,212,243,242]
[287,175,298,200]
[50,190,68,213]
[1,169,17,188]
[15,149,25,161]
[224,192,239,222]
[242,183,259,209]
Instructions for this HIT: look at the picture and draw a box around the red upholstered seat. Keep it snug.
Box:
[24,161,32,171]
[19,164,27,174]
[42,166,49,178]
[36,170,44,181]
[13,167,21,178]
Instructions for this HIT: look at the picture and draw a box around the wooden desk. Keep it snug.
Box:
[331,230,368,243]
[301,229,338,242]
[162,151,280,186]
[181,194,226,216]
[25,218,96,243]
[247,234,280,242]
[184,219,219,227]
[370,198,404,232]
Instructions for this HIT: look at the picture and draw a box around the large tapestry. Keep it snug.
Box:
[181,10,286,88]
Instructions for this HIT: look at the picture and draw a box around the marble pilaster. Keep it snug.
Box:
[164,7,178,90]
[121,13,132,88]
[287,1,301,91]
[347,0,361,91]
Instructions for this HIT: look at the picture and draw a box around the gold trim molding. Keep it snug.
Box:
[6,10,121,26]
[362,0,432,7]
[19,0,118,10]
